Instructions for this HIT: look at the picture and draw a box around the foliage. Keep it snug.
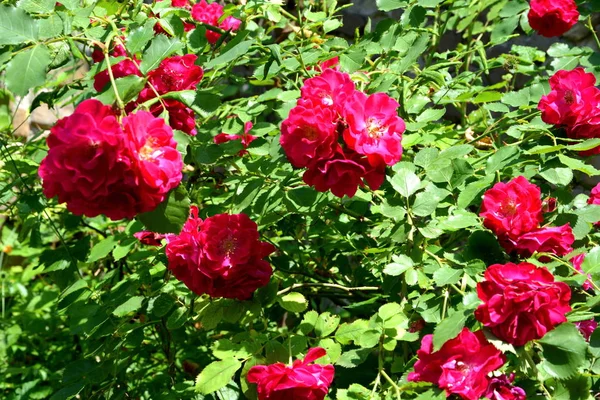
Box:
[1,0,600,399]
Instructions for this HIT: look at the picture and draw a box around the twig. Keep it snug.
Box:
[277,282,379,296]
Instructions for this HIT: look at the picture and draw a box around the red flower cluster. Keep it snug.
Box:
[247,347,335,400]
[165,207,274,300]
[134,54,204,136]
[408,328,505,400]
[280,69,405,198]
[539,68,600,155]
[214,121,257,155]
[480,176,574,257]
[528,0,579,37]
[154,0,195,35]
[484,374,526,400]
[93,43,142,92]
[475,262,571,346]
[191,0,241,44]
[39,99,183,220]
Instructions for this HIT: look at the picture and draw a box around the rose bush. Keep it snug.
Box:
[2,0,600,399]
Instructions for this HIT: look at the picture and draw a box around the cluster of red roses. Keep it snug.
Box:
[409,260,574,399]
[527,0,579,38]
[154,0,241,42]
[94,49,204,136]
[280,64,405,198]
[539,68,600,155]
[164,207,275,300]
[480,175,574,258]
[39,99,182,220]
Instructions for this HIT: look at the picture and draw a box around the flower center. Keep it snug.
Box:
[139,138,160,161]
[500,199,518,216]
[303,126,318,140]
[564,90,575,105]
[366,118,385,138]
[221,234,237,255]
[320,92,334,106]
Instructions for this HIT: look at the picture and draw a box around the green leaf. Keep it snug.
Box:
[383,255,414,276]
[148,294,174,318]
[558,154,600,176]
[335,320,369,345]
[95,75,146,105]
[87,237,117,263]
[485,146,520,175]
[538,323,588,379]
[205,40,254,69]
[113,296,144,317]
[376,0,407,11]
[315,312,341,337]
[0,6,38,45]
[299,310,319,335]
[336,348,371,368]
[5,44,51,96]
[166,306,188,330]
[17,0,55,14]
[195,358,242,394]
[397,33,430,73]
[433,268,462,286]
[540,167,573,186]
[277,292,308,313]
[137,185,191,234]
[140,35,183,74]
[389,169,421,197]
[165,90,221,118]
[581,246,600,275]
[126,20,157,54]
[432,309,469,351]
[551,375,592,400]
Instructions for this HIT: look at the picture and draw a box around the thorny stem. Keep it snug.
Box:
[277,282,379,296]
[103,34,125,111]
[587,16,600,50]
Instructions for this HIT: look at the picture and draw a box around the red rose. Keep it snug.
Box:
[93,59,142,92]
[528,0,579,37]
[484,374,526,400]
[39,99,139,219]
[302,150,367,198]
[504,224,574,258]
[165,208,274,300]
[247,347,335,400]
[571,253,593,290]
[538,68,599,126]
[191,0,242,44]
[343,91,405,167]
[147,54,204,94]
[300,69,356,115]
[122,111,183,212]
[589,182,600,209]
[91,43,127,64]
[134,231,165,246]
[317,56,340,71]
[480,176,543,240]
[575,319,597,341]
[214,121,256,155]
[542,196,557,213]
[475,262,571,346]
[280,100,339,168]
[408,328,505,400]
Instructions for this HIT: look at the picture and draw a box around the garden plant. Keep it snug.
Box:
[2,0,600,398]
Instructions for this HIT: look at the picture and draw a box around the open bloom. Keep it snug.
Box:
[300,69,356,115]
[280,100,339,168]
[475,262,571,346]
[528,0,579,38]
[408,328,505,400]
[538,68,600,127]
[504,224,574,258]
[39,100,182,220]
[165,208,274,300]
[147,54,204,94]
[480,176,543,240]
[343,91,405,167]
[247,347,335,400]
